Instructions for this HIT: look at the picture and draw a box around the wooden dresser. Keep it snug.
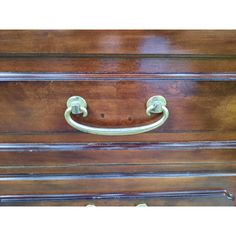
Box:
[0,30,236,206]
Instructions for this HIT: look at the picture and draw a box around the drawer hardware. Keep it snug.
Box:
[86,203,148,207]
[64,95,169,136]
[86,204,96,207]
[136,203,148,207]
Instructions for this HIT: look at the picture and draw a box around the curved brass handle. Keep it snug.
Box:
[64,95,169,136]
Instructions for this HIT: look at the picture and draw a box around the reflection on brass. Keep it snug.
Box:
[136,203,148,207]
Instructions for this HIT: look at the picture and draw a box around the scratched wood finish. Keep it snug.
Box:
[0,30,236,206]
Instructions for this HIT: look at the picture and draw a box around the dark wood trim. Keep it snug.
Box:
[0,141,235,152]
[0,72,236,81]
[1,132,236,143]
[1,171,236,181]
[1,53,236,59]
[0,190,233,205]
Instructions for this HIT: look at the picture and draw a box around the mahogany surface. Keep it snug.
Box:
[0,30,236,206]
[0,30,236,55]
[0,76,236,143]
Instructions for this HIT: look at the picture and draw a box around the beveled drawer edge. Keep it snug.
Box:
[1,171,236,181]
[0,141,236,151]
[1,53,236,59]
[1,72,236,81]
[0,190,234,205]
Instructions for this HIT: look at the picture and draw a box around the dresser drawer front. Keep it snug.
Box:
[0,76,236,142]
[0,174,235,206]
[0,144,236,174]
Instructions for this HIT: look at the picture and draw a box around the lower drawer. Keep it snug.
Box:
[0,190,234,206]
[0,172,235,206]
[1,142,236,206]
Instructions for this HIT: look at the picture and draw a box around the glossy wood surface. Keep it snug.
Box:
[0,30,236,55]
[0,31,235,74]
[0,173,236,203]
[0,76,235,143]
[0,143,235,174]
[0,30,236,206]
[1,57,236,73]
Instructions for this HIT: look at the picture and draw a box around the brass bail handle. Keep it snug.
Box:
[64,95,169,136]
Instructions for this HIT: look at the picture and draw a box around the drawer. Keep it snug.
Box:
[0,173,235,206]
[0,143,236,174]
[0,190,234,206]
[0,74,236,143]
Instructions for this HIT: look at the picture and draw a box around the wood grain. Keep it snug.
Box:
[0,30,236,55]
[0,57,236,73]
[0,30,236,206]
[0,78,235,143]
[0,173,236,206]
[0,142,235,174]
[1,131,236,143]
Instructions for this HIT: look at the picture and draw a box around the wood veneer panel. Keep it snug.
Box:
[0,57,236,73]
[0,30,236,55]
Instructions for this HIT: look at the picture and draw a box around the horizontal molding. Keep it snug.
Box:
[1,171,236,181]
[0,141,236,152]
[0,73,236,81]
[2,162,236,171]
[1,53,236,59]
[0,190,234,204]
